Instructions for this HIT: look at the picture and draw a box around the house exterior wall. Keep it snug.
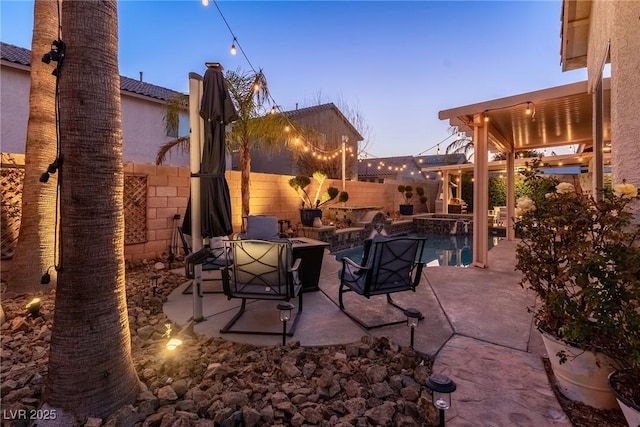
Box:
[0,64,30,155]
[232,107,362,178]
[292,108,360,178]
[121,94,189,166]
[0,62,189,167]
[586,1,640,200]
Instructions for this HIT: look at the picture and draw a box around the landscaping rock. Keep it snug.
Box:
[0,265,436,426]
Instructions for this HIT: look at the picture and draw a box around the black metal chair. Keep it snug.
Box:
[220,239,302,335]
[177,226,227,294]
[338,235,427,329]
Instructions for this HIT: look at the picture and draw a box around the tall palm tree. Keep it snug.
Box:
[157,68,296,217]
[43,0,139,420]
[9,0,60,293]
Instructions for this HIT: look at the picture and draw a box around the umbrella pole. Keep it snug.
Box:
[189,73,205,322]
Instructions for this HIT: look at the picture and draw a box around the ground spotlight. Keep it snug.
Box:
[26,298,42,317]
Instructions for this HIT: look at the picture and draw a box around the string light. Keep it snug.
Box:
[230,38,237,55]
[207,0,361,160]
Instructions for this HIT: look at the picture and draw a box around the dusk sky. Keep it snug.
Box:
[1,0,589,157]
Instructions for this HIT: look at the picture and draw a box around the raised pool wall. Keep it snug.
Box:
[297,211,475,252]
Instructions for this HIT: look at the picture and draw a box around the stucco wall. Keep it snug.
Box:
[0,63,189,167]
[586,1,640,204]
[0,65,30,154]
[609,2,640,193]
[121,94,189,166]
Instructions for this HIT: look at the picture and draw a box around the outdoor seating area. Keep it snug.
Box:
[163,238,574,425]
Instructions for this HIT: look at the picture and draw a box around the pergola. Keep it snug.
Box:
[433,79,611,268]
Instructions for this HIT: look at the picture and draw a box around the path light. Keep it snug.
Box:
[277,302,294,346]
[150,274,161,297]
[426,373,457,427]
[403,307,422,349]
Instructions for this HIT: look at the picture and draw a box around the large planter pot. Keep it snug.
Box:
[608,370,640,426]
[399,204,414,215]
[300,209,322,227]
[540,331,618,409]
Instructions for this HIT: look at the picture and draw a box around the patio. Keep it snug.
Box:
[164,239,572,426]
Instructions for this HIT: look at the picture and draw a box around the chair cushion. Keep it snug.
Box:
[245,215,279,240]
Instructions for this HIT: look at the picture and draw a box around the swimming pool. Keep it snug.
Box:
[333,234,500,267]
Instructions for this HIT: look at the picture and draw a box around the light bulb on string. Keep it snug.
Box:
[202,0,209,6]
[231,37,237,55]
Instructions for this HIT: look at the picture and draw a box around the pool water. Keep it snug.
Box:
[333,234,500,268]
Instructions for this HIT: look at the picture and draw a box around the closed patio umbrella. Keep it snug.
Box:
[182,65,237,238]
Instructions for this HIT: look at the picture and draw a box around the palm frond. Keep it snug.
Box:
[156,136,189,165]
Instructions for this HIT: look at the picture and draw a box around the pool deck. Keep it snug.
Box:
[164,239,570,426]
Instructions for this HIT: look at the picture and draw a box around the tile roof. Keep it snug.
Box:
[1,42,183,101]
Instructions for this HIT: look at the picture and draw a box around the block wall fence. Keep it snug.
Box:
[1,153,428,264]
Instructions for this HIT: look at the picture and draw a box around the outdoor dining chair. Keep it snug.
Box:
[177,226,227,294]
[235,215,281,240]
[220,239,302,335]
[338,235,427,329]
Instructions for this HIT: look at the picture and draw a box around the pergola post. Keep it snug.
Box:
[472,114,489,268]
[506,151,515,241]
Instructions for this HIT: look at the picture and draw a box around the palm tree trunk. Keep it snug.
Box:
[241,139,251,217]
[43,0,140,420]
[9,0,60,292]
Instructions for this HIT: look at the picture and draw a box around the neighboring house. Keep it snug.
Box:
[0,42,189,166]
[232,103,363,178]
[358,154,467,182]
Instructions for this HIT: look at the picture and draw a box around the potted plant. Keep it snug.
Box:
[289,171,347,226]
[514,165,640,411]
[398,185,415,215]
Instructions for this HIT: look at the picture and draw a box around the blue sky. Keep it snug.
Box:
[1,0,588,157]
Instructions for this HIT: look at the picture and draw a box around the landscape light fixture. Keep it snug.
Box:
[277,302,294,346]
[425,373,457,427]
[403,307,422,349]
[164,322,183,351]
[26,298,42,317]
[150,273,161,297]
[166,338,183,351]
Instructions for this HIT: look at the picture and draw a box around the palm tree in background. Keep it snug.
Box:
[9,0,59,293]
[43,0,140,420]
[444,126,474,162]
[157,68,304,217]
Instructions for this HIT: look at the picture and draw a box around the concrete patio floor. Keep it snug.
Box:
[163,239,570,426]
